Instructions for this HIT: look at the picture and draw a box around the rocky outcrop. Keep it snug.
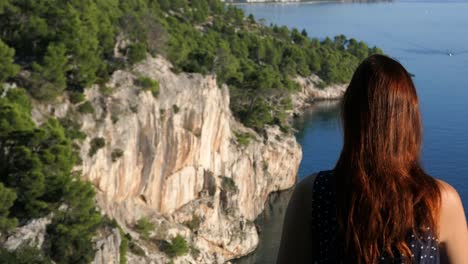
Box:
[32,56,302,263]
[2,217,52,251]
[291,75,347,116]
[92,227,122,264]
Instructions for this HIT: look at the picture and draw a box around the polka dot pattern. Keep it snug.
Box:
[311,170,440,263]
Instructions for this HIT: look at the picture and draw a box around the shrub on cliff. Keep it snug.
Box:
[89,137,106,157]
[127,43,148,65]
[135,76,160,98]
[111,148,124,162]
[183,214,202,232]
[235,132,254,147]
[160,235,189,258]
[221,176,238,193]
[78,101,95,115]
[119,228,130,264]
[135,217,155,240]
[68,91,86,105]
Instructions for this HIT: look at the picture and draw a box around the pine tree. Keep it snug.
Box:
[30,43,68,100]
[0,40,19,83]
[0,183,17,232]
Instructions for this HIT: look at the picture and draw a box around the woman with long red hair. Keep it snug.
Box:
[277,54,468,263]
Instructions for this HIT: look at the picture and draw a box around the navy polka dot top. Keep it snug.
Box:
[311,170,440,263]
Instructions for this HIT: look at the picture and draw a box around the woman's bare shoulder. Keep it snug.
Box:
[435,179,468,261]
[436,179,463,207]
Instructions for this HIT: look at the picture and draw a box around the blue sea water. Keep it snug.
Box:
[235,1,468,263]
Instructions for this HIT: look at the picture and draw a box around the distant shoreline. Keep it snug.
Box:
[227,0,392,5]
[227,0,330,5]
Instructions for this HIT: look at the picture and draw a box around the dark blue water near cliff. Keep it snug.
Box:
[235,1,468,263]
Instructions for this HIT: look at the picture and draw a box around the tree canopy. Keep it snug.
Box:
[0,0,382,130]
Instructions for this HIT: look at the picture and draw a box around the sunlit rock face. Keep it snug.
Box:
[92,227,122,264]
[291,75,347,116]
[62,56,303,262]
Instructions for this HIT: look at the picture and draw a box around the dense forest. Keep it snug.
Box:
[0,0,381,262]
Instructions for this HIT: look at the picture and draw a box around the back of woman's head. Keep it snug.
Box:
[334,54,440,263]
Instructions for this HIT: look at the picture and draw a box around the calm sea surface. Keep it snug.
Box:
[235,1,468,263]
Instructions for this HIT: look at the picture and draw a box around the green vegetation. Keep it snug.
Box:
[0,40,19,83]
[59,117,87,141]
[99,85,113,97]
[234,132,255,147]
[221,176,238,193]
[111,148,124,162]
[0,183,17,232]
[135,217,155,240]
[128,43,148,64]
[119,228,129,264]
[160,235,190,258]
[78,101,95,115]
[129,241,146,256]
[172,104,180,114]
[0,0,380,131]
[130,104,139,114]
[135,76,160,98]
[157,2,382,130]
[89,137,106,157]
[0,245,51,264]
[0,89,102,263]
[69,91,86,105]
[183,215,202,232]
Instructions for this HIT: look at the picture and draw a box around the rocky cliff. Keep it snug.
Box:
[291,75,347,116]
[31,56,301,263]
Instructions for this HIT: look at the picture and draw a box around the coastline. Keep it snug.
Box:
[234,81,345,263]
[225,0,391,5]
[232,188,294,264]
[226,0,334,5]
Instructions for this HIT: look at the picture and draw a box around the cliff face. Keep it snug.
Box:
[38,56,301,263]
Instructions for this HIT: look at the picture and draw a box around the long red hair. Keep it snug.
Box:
[334,54,441,263]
